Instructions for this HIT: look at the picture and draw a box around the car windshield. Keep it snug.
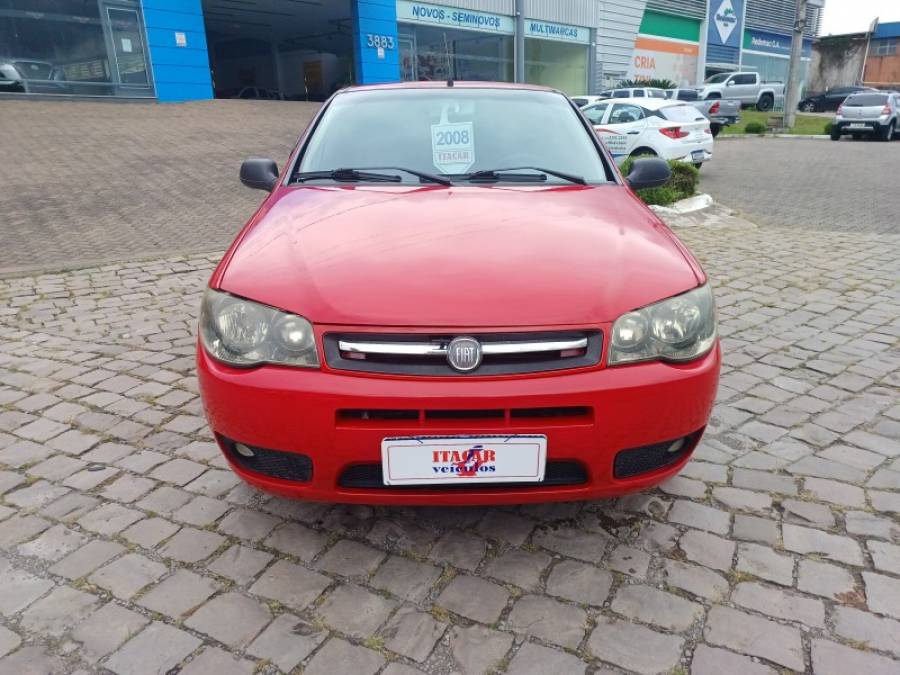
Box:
[660,105,705,122]
[705,73,730,84]
[298,88,610,184]
[843,94,889,106]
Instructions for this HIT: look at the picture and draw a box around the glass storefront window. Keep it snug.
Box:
[741,52,809,96]
[399,25,513,83]
[0,0,152,97]
[525,39,588,94]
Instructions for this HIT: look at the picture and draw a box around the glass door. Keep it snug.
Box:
[104,5,151,90]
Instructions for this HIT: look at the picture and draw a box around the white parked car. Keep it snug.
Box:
[581,98,713,168]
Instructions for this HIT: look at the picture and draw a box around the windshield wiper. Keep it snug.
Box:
[293,167,451,186]
[464,167,586,185]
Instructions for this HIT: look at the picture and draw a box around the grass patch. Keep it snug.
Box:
[723,109,829,136]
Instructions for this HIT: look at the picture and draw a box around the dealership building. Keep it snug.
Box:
[0,0,823,102]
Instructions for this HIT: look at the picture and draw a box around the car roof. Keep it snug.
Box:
[590,97,685,110]
[338,80,558,94]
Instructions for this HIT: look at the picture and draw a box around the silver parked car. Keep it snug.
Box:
[831,91,900,142]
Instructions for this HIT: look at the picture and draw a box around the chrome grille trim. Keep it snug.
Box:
[337,337,589,357]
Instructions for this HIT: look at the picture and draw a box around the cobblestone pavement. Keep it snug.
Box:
[0,100,312,276]
[0,206,898,674]
[700,137,899,233]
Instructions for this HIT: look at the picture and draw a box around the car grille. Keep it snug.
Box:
[338,460,588,489]
[323,330,602,376]
[336,406,593,427]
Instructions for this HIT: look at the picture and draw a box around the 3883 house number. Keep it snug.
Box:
[366,34,395,49]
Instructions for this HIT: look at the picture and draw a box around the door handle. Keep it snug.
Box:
[627,131,640,135]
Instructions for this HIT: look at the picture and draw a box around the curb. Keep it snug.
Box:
[649,193,714,215]
[717,134,829,140]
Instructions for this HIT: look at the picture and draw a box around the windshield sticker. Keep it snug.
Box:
[431,115,475,174]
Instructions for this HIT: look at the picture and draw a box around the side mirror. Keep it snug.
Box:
[725,80,734,86]
[626,157,671,190]
[240,157,279,191]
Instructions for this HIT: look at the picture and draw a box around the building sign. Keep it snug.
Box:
[627,36,699,86]
[707,0,743,48]
[743,29,812,58]
[525,20,590,44]
[396,1,514,34]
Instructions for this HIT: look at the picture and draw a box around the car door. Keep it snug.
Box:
[728,74,757,103]
[824,87,850,111]
[595,103,647,159]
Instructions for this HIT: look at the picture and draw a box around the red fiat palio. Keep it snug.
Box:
[197,81,720,505]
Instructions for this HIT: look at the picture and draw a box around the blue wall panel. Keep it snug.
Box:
[141,0,213,101]
[353,0,401,84]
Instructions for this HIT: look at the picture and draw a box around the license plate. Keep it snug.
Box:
[381,435,547,486]
[692,150,705,161]
[848,123,868,129]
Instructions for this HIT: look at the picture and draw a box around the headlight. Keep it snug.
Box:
[608,284,716,365]
[199,288,319,368]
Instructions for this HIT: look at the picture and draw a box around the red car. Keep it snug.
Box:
[197,81,720,505]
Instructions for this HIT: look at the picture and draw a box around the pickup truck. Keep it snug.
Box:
[665,88,741,136]
[697,72,784,111]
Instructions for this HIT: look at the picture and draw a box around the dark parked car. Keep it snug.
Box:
[799,86,875,112]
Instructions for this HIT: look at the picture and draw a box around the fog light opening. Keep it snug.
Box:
[235,442,256,458]
[666,438,685,454]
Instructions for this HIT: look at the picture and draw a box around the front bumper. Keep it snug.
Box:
[197,344,720,505]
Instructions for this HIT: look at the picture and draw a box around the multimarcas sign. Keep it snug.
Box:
[525,20,590,44]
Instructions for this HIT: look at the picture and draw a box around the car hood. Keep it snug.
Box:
[219,185,702,327]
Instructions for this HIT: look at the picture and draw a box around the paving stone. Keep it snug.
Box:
[781,498,836,528]
[249,559,331,611]
[833,606,900,657]
[611,584,703,632]
[811,639,900,675]
[71,602,150,663]
[316,539,386,577]
[0,645,67,675]
[662,559,729,601]
[318,583,396,638]
[668,499,731,534]
[587,616,683,675]
[819,444,886,470]
[104,621,202,675]
[116,450,169,474]
[171,495,230,527]
[120,517,179,549]
[304,638,385,675]
[736,543,794,586]
[0,471,25,496]
[712,486,773,512]
[691,645,776,675]
[484,548,551,591]
[447,625,513,675]
[804,477,867,507]
[733,514,779,544]
[89,553,167,600]
[797,558,858,601]
[870,490,900,514]
[19,585,100,637]
[704,605,804,671]
[863,572,900,620]
[733,581,824,627]
[506,641,587,675]
[137,569,220,618]
[263,522,328,561]
[383,606,445,662]
[507,595,586,648]
[532,526,610,563]
[64,465,119,490]
[0,562,54,616]
[216,507,280,541]
[437,575,510,624]
[0,626,21,659]
[0,514,51,547]
[207,544,273,585]
[659,475,707,499]
[732,468,797,495]
[77,503,143,536]
[429,530,487,571]
[680,461,728,483]
[679,529,735,571]
[178,647,255,675]
[846,511,900,540]
[49,540,124,580]
[17,524,86,562]
[869,540,900,575]
[0,439,51,468]
[783,523,864,566]
[157,527,225,563]
[371,555,442,603]
[247,612,326,672]
[185,592,271,648]
[607,544,651,579]
[5,481,70,510]
[788,455,867,482]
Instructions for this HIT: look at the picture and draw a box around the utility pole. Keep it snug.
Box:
[783,0,808,128]
[515,0,525,83]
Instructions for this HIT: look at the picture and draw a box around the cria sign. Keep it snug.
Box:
[707,0,743,49]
